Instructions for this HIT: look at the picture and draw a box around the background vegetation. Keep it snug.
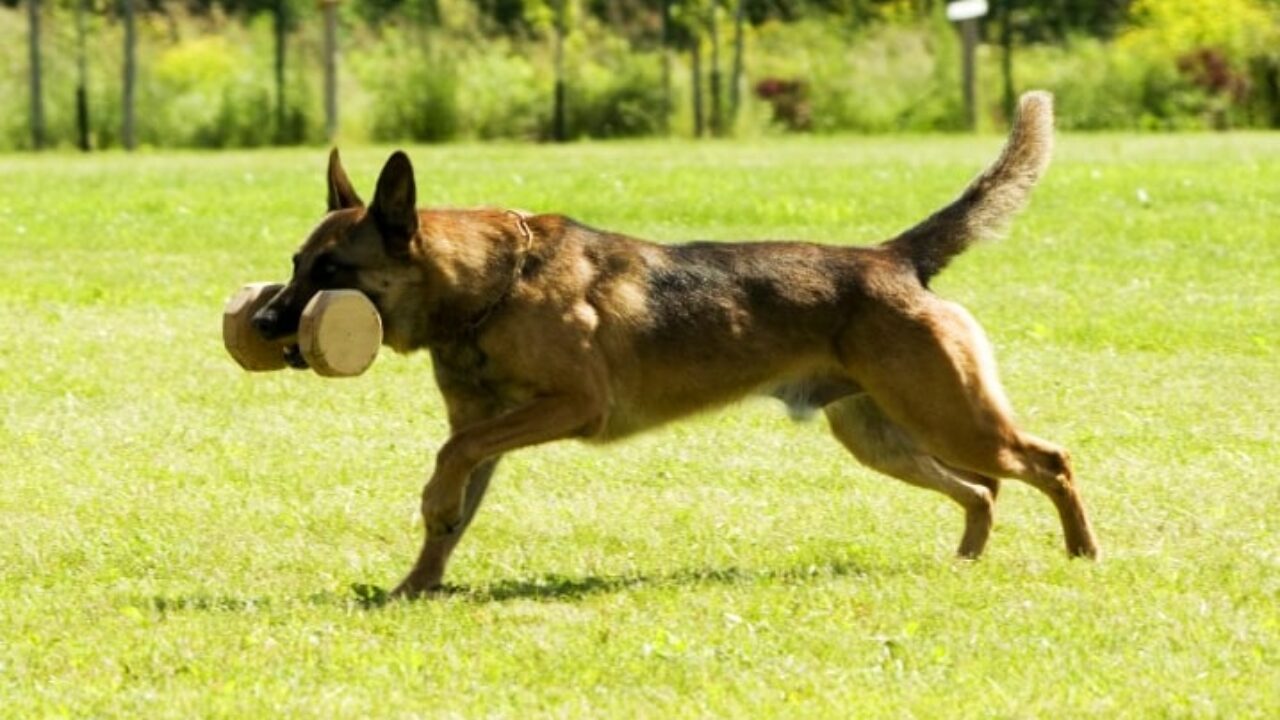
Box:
[2,0,1280,150]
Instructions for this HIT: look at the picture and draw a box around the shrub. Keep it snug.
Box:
[561,44,668,139]
[749,16,964,133]
[349,32,460,143]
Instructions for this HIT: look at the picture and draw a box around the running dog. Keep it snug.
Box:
[252,91,1098,598]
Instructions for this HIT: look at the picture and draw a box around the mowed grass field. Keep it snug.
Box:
[1,132,1278,717]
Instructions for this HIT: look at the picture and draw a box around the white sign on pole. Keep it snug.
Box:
[946,0,989,22]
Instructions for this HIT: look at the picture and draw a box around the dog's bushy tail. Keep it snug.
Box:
[886,91,1054,286]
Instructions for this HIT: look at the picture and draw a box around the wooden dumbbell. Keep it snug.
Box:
[298,289,382,378]
[223,282,288,371]
[224,283,383,377]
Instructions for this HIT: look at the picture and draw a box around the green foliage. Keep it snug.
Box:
[149,35,276,147]
[1122,0,1276,61]
[1003,38,1191,130]
[352,35,461,143]
[3,0,1280,149]
[562,33,670,138]
[750,17,964,133]
[349,22,667,142]
[0,7,321,150]
[454,42,547,140]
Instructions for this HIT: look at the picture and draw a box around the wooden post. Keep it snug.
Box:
[75,0,90,151]
[321,0,338,142]
[28,0,45,150]
[709,3,722,136]
[1000,0,1015,125]
[552,0,567,142]
[122,0,137,150]
[729,0,745,126]
[691,41,704,138]
[275,0,288,142]
[961,17,977,131]
[660,0,672,124]
[946,1,988,133]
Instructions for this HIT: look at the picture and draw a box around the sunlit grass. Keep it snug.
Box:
[1,133,1278,716]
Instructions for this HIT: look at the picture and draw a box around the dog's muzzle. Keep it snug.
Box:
[251,307,294,341]
[251,307,309,370]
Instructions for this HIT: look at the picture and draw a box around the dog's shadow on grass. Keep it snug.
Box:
[352,557,880,608]
[140,557,884,613]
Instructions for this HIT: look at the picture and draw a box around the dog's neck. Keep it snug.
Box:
[404,209,535,348]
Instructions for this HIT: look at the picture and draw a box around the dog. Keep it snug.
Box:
[252,91,1098,598]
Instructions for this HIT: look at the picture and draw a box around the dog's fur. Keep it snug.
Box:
[254,91,1098,597]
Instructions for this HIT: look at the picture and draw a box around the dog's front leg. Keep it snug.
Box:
[389,457,499,598]
[394,395,604,598]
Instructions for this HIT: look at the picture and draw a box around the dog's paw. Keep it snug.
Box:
[388,577,447,601]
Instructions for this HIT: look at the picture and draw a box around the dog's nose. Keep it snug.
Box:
[251,309,280,340]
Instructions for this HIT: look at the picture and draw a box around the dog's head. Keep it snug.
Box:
[253,149,425,366]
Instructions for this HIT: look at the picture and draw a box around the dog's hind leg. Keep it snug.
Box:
[391,457,500,598]
[840,297,1098,558]
[825,394,997,558]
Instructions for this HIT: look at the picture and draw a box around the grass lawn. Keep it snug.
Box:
[1,132,1277,717]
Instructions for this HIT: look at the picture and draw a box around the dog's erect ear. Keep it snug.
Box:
[369,151,419,251]
[326,148,364,211]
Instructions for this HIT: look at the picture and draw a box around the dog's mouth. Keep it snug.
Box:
[283,343,309,370]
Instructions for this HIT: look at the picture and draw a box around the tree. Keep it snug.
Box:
[321,0,339,140]
[274,0,290,142]
[709,1,722,135]
[553,0,568,141]
[75,0,90,151]
[122,0,137,150]
[729,0,745,125]
[999,0,1015,124]
[27,0,44,150]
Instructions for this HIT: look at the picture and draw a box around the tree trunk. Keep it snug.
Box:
[76,0,90,151]
[729,0,745,126]
[28,0,44,150]
[122,0,136,150]
[275,0,287,143]
[709,4,722,136]
[959,17,977,131]
[1001,0,1015,126]
[660,0,672,125]
[552,0,567,142]
[692,41,704,138]
[322,0,338,141]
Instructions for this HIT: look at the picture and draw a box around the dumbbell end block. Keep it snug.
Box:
[223,282,288,372]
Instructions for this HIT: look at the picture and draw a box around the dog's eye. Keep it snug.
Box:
[313,258,342,283]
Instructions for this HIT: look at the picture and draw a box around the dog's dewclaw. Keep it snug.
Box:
[299,290,382,378]
[223,282,288,372]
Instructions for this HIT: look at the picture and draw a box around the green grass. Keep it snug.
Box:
[1,133,1278,717]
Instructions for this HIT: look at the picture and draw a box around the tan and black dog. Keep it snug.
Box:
[253,91,1098,598]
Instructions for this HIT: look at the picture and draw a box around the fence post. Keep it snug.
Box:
[729,0,744,126]
[76,0,91,151]
[946,1,988,132]
[321,0,339,142]
[122,0,136,150]
[553,0,567,142]
[28,0,45,150]
[999,0,1015,125]
[709,3,722,136]
[275,0,288,142]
